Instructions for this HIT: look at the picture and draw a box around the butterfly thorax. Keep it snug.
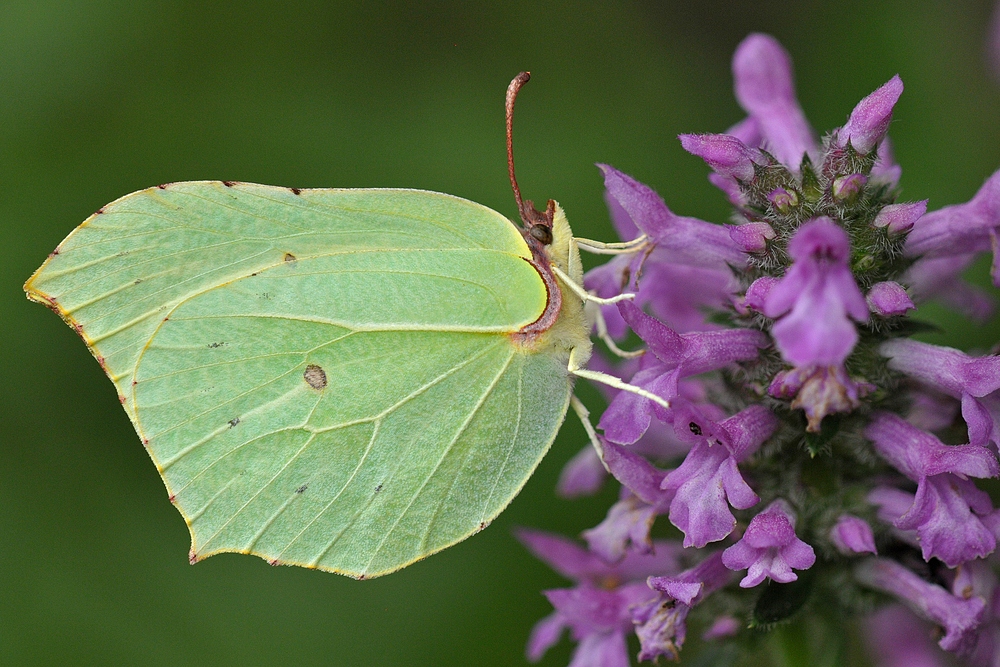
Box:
[511,203,592,370]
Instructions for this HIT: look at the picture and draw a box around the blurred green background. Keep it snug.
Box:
[4,1,1000,665]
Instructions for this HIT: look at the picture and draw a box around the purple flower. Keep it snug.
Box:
[835,75,904,154]
[866,281,915,316]
[856,558,986,653]
[865,412,1000,566]
[864,605,951,667]
[598,302,767,445]
[868,487,921,550]
[731,33,816,169]
[906,387,961,433]
[880,339,1000,448]
[830,514,878,555]
[722,499,817,587]
[871,136,903,187]
[597,165,746,268]
[662,405,779,548]
[516,528,683,587]
[534,584,655,667]
[556,445,607,499]
[702,616,740,641]
[679,133,766,182]
[763,217,868,366]
[582,439,673,562]
[586,166,740,337]
[768,363,874,433]
[953,559,1000,666]
[517,529,681,665]
[904,253,996,322]
[905,169,1000,286]
[635,551,733,660]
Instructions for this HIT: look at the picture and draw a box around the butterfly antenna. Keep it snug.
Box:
[506,72,554,245]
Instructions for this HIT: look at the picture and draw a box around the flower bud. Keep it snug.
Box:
[767,187,799,213]
[873,200,927,234]
[832,173,867,201]
[838,75,904,154]
[728,222,775,253]
[866,281,915,316]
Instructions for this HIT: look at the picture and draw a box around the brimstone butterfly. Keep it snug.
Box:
[24,73,649,578]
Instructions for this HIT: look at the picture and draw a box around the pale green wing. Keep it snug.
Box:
[26,182,572,577]
[26,182,541,418]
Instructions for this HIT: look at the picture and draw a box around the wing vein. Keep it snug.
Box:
[358,348,516,574]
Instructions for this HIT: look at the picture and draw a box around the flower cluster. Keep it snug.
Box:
[524,33,1000,665]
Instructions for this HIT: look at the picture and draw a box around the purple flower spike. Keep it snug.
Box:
[732,33,816,169]
[830,514,877,555]
[722,499,817,587]
[880,339,1000,448]
[679,133,765,182]
[867,281,915,316]
[873,200,928,234]
[764,217,868,366]
[855,558,985,653]
[837,75,904,154]
[728,221,776,253]
[865,412,1000,566]
[662,405,779,548]
[636,551,732,661]
[906,168,1000,261]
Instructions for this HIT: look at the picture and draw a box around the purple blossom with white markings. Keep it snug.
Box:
[865,412,1000,566]
[721,499,816,587]
[763,217,868,367]
[521,32,1000,665]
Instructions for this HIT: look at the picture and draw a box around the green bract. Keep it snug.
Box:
[26,182,591,578]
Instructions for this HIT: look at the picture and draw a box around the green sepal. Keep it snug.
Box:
[749,568,815,628]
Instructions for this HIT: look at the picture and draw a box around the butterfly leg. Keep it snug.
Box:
[569,395,608,469]
[574,234,648,255]
[585,301,645,360]
[567,346,670,411]
[551,264,634,306]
